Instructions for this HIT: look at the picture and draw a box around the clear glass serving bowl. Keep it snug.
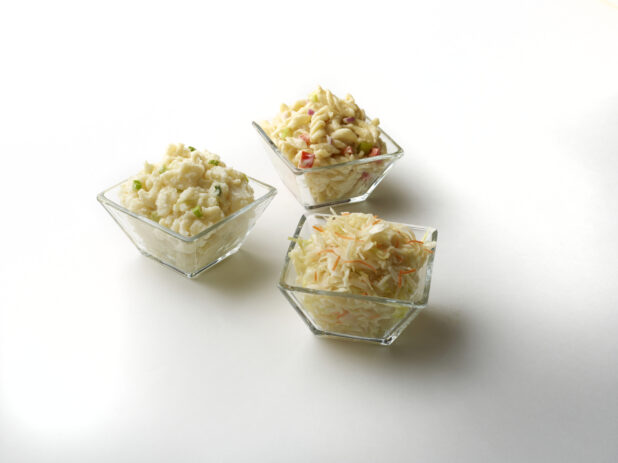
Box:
[97,177,277,278]
[252,122,404,209]
[278,213,438,345]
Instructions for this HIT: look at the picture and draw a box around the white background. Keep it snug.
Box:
[1,1,617,462]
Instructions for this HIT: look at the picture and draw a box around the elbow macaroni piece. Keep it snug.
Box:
[120,144,254,237]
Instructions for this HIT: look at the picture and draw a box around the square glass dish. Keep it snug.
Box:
[252,122,404,209]
[278,213,437,345]
[97,177,276,278]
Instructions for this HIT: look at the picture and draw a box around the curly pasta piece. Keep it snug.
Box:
[331,128,358,145]
[310,106,329,144]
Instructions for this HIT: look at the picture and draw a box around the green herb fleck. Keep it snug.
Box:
[214,185,222,196]
[358,141,373,155]
[280,128,291,139]
[241,173,248,183]
[310,93,318,103]
[151,212,160,221]
[192,206,203,217]
[132,180,142,191]
[208,159,219,166]
[159,165,167,174]
[188,146,196,152]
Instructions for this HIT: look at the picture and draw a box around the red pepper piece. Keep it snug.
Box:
[299,151,315,168]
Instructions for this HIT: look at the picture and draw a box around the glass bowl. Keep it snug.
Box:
[252,122,404,209]
[97,177,277,278]
[278,212,438,345]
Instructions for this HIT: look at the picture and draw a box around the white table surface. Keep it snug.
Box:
[1,1,617,462]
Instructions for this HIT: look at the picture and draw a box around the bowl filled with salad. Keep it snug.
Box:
[278,211,437,345]
[253,86,404,209]
[98,143,277,278]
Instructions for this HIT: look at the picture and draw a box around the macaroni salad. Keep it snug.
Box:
[120,144,254,237]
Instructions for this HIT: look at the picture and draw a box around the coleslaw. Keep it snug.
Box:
[289,212,435,337]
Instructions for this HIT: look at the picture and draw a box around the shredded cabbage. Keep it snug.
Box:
[289,212,435,338]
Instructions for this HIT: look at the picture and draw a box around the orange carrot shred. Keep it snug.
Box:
[344,259,377,271]
[398,269,417,287]
[341,212,350,215]
[318,249,336,255]
[334,232,356,240]
[332,255,341,271]
[399,268,417,275]
[314,271,317,282]
[372,219,381,225]
[406,240,424,244]
[312,225,325,232]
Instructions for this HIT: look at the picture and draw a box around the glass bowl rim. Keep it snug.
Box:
[97,176,277,243]
[252,121,404,174]
[277,212,438,305]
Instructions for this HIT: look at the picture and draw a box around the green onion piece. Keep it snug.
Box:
[192,206,203,217]
[358,141,373,155]
[241,173,248,183]
[151,212,160,221]
[280,128,291,139]
[214,185,222,196]
[208,159,219,166]
[310,93,318,103]
[132,180,142,191]
[188,146,196,152]
[159,165,167,174]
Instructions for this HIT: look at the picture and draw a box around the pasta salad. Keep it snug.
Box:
[261,86,387,169]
